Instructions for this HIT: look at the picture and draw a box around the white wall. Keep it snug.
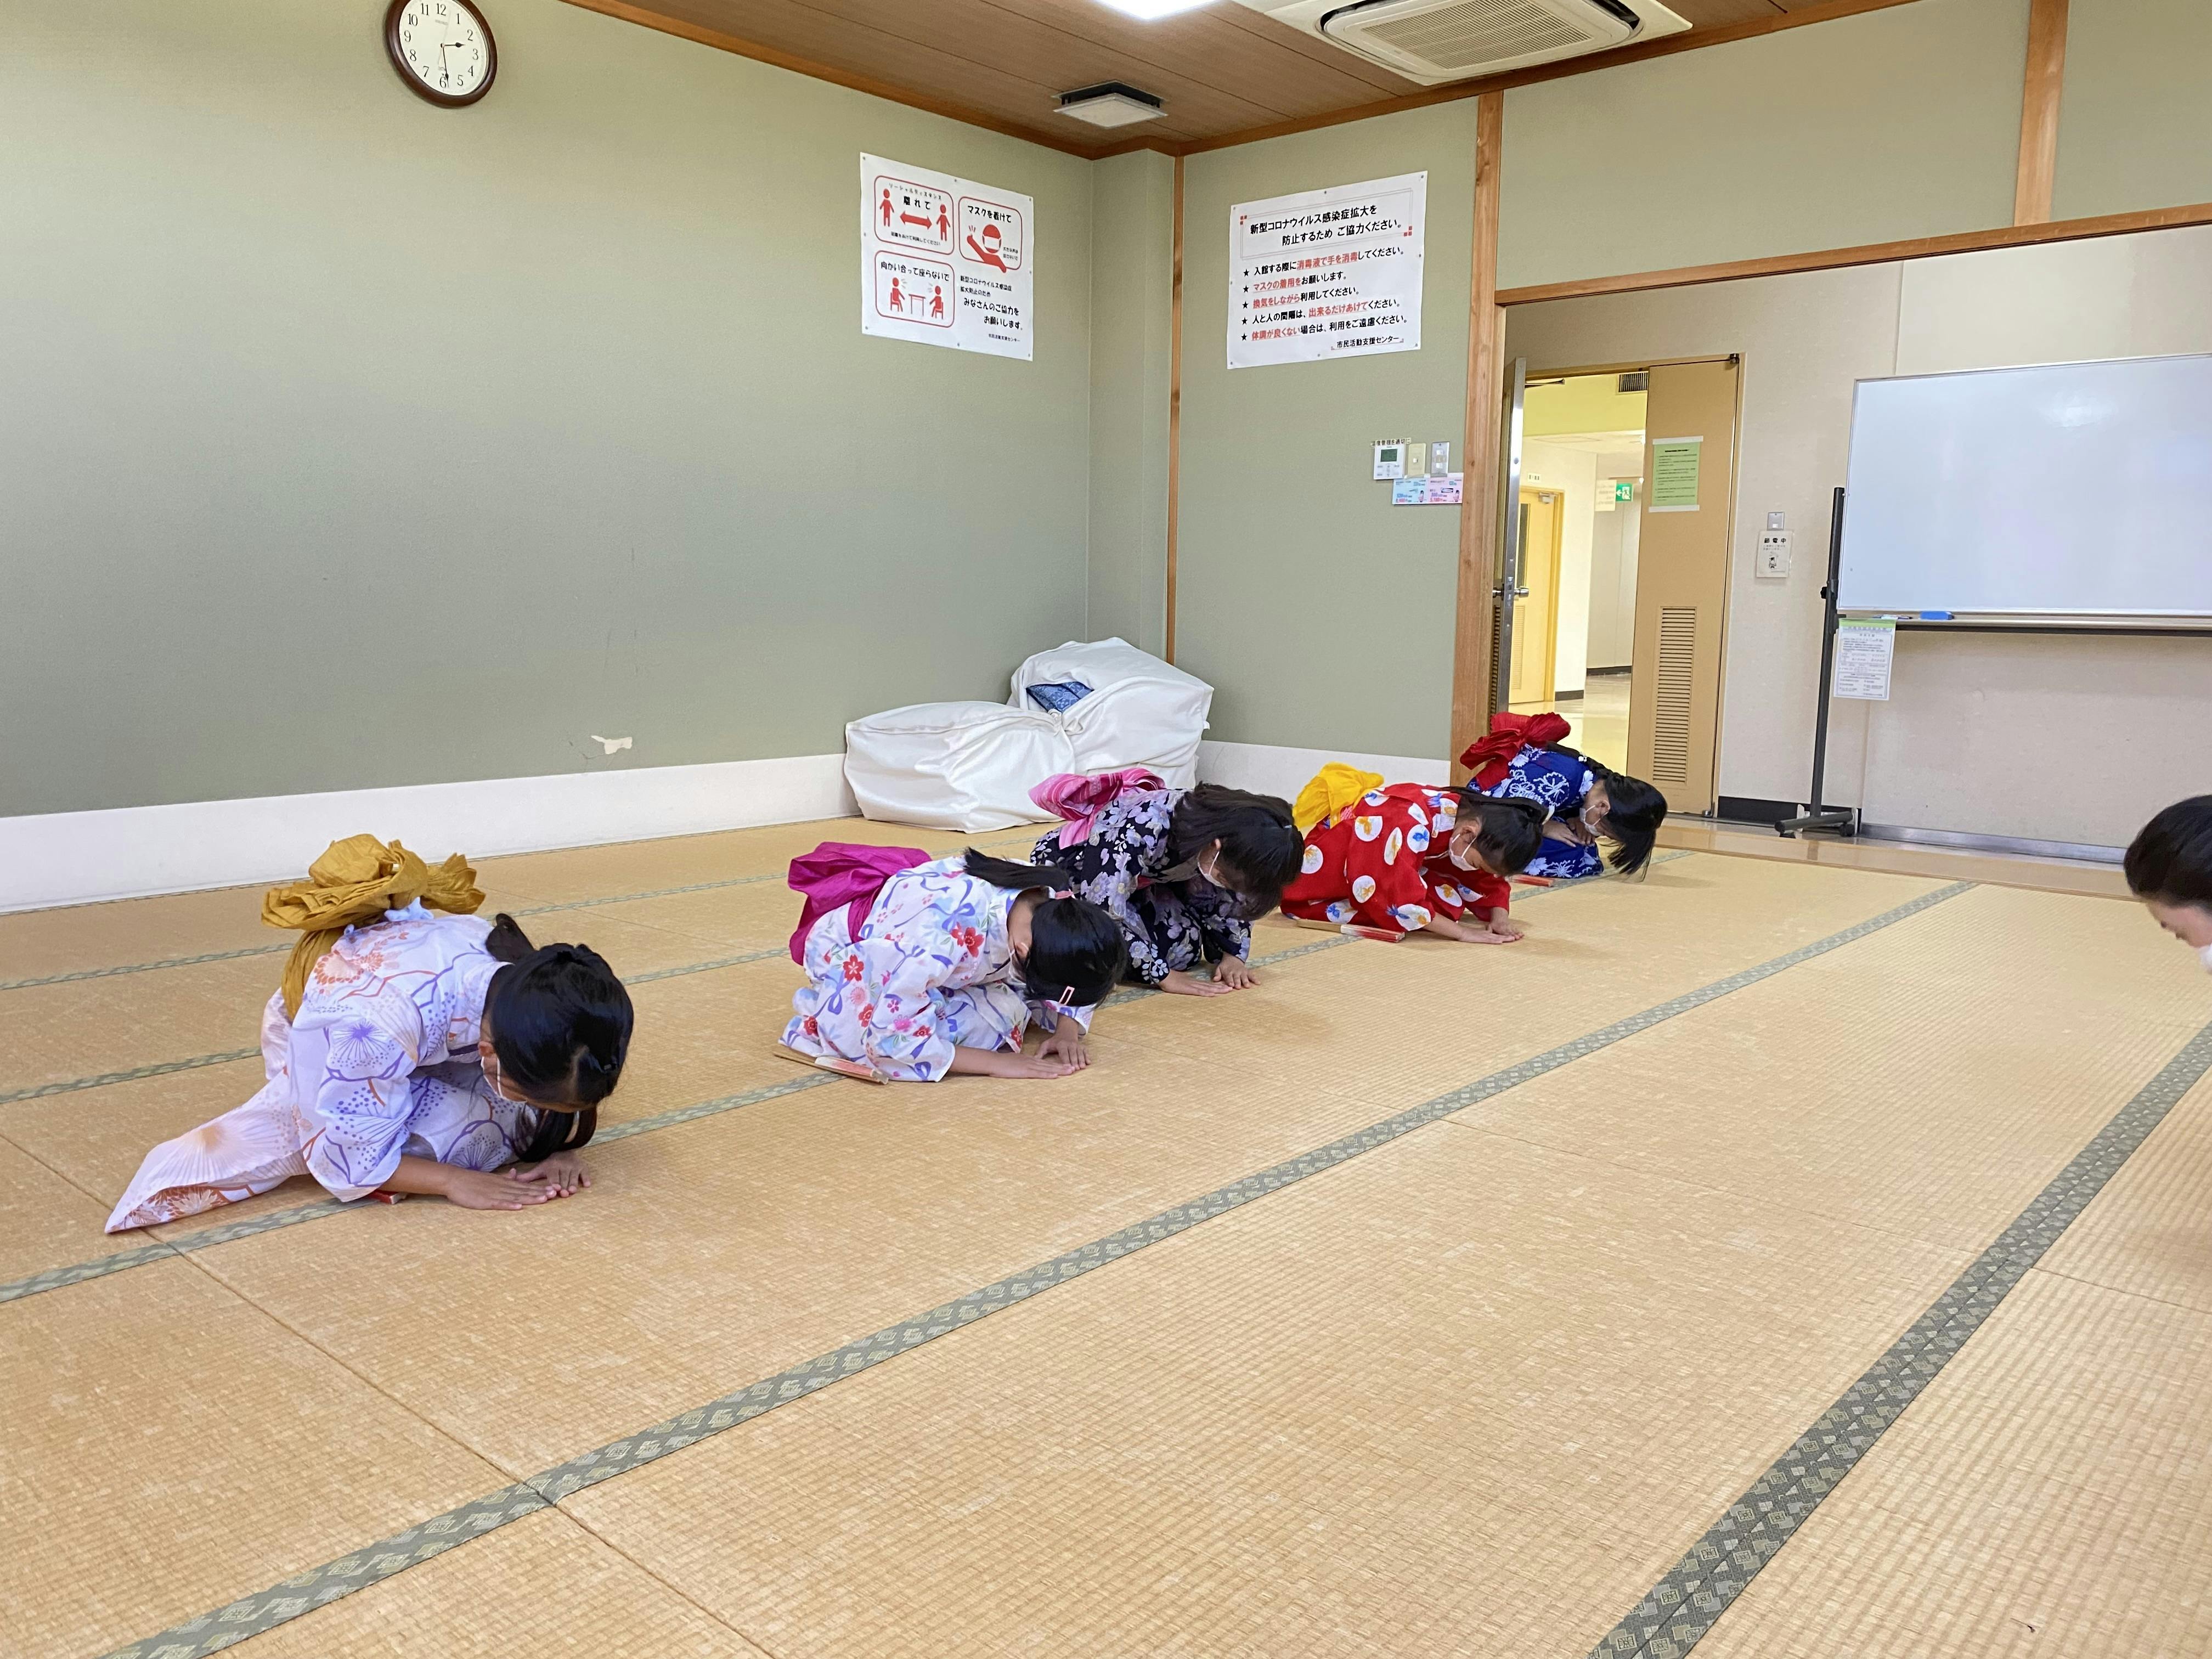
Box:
[1585,452,1643,670]
[1506,223,2212,848]
[1519,439,1597,696]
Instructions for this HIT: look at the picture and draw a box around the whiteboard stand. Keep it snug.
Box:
[1776,487,1859,842]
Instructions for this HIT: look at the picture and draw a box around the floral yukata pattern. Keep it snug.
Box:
[1031,789,1250,988]
[1477,746,1604,880]
[107,911,540,1232]
[1281,785,1511,934]
[783,857,1087,1082]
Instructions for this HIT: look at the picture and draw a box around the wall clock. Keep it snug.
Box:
[385,0,496,108]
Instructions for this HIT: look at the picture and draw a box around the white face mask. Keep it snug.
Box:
[2199,941,2212,975]
[1447,838,1480,873]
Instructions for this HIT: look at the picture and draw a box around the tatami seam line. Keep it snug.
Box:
[94,867,1962,1659]
[1584,1010,2212,1659]
[0,856,1689,1306]
[0,830,1047,994]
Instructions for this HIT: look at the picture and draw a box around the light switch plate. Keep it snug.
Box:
[1405,442,1428,476]
[1758,529,1792,578]
[1430,440,1452,476]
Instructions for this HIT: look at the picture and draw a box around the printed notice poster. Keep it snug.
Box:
[861,154,1032,360]
[1649,437,1702,511]
[1229,172,1425,369]
[1833,618,1896,700]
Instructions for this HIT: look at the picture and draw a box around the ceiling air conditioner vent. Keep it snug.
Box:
[1235,0,1689,86]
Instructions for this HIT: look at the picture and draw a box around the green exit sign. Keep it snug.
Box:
[1613,480,1634,503]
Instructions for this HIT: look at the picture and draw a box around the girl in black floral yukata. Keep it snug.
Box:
[1031,780,1304,998]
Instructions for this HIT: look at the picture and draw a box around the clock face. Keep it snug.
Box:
[386,0,496,107]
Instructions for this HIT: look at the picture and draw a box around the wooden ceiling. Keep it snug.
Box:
[570,0,1908,158]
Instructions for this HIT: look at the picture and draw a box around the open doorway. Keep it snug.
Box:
[1496,357,1736,812]
[1513,373,1647,774]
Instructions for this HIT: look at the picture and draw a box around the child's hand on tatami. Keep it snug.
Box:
[513,1151,591,1198]
[1039,1022,1090,1071]
[1214,955,1259,990]
[1474,915,1524,944]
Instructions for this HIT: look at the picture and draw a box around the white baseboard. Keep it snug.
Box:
[0,754,855,913]
[1195,740,1447,806]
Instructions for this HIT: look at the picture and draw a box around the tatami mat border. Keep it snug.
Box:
[0,829,1048,994]
[1588,1012,2212,1659]
[98,872,1964,1659]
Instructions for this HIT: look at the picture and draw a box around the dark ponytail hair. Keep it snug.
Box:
[1166,785,1303,919]
[1592,770,1667,876]
[1524,740,1668,877]
[1451,792,1546,876]
[482,915,633,1158]
[961,850,1128,1008]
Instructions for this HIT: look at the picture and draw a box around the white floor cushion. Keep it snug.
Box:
[843,702,1073,831]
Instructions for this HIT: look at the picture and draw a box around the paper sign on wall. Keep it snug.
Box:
[1228,172,1425,370]
[1392,472,1462,505]
[1832,618,1895,700]
[1650,437,1702,511]
[861,154,1033,360]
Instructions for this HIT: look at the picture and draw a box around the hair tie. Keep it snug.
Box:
[1060,985,1076,1003]
[1050,888,1073,900]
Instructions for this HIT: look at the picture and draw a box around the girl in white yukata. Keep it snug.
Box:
[107,912,634,1231]
[783,849,1127,1081]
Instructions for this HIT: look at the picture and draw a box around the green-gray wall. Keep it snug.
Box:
[1498,0,2029,290]
[1176,104,1480,763]
[1086,151,1176,657]
[0,0,1094,816]
[2056,0,2212,219]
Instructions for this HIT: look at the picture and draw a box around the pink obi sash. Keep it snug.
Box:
[1029,768,1166,849]
[787,842,930,964]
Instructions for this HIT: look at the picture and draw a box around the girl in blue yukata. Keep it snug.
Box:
[1460,713,1668,880]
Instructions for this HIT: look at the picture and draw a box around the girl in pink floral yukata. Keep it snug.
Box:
[783,848,1126,1081]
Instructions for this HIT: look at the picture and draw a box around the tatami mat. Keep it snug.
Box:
[3,814,2205,1659]
[0,1260,512,1658]
[558,1121,1970,1658]
[232,1509,772,1659]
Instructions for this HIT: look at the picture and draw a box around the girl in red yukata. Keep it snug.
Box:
[1280,765,1547,944]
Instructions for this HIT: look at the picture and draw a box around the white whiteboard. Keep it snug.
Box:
[1838,352,2212,616]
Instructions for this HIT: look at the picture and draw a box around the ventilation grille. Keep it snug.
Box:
[1651,606,1696,786]
[1617,371,1649,393]
[1363,2,1593,69]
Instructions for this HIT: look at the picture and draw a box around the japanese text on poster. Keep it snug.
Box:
[1833,618,1895,700]
[1649,437,1703,511]
[861,154,1032,361]
[1228,172,1425,370]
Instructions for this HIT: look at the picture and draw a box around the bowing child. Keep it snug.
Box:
[1031,771,1303,997]
[1280,766,1546,944]
[785,844,1126,1081]
[1460,712,1668,878]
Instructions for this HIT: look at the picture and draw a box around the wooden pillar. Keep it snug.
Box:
[2013,0,2069,225]
[1449,92,1506,780]
[1165,154,1185,662]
